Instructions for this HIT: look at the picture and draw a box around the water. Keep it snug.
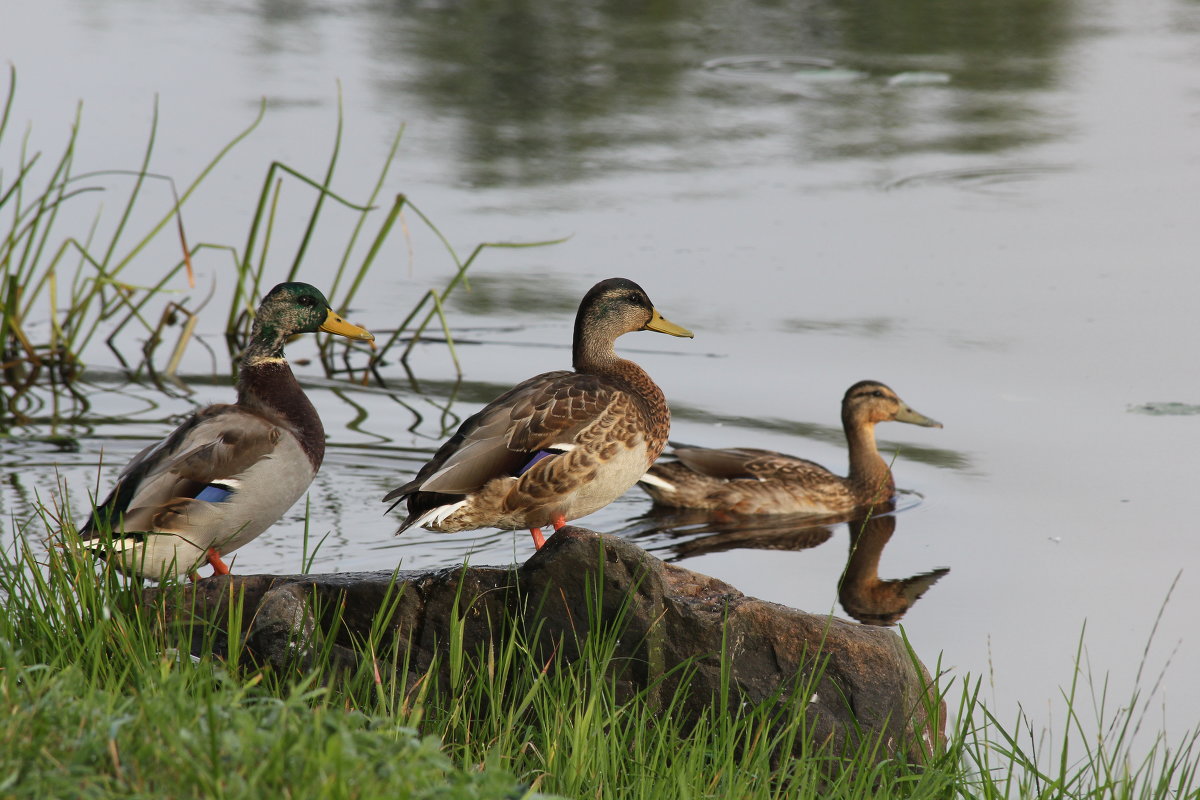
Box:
[3,0,1200,746]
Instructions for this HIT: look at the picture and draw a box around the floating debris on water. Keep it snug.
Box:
[886,71,952,86]
[1128,402,1200,416]
[702,55,867,83]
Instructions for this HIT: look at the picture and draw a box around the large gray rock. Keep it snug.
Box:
[145,527,943,763]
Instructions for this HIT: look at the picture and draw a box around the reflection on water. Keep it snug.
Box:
[358,0,1078,185]
[781,316,897,337]
[838,510,949,626]
[1128,402,1200,416]
[0,372,180,441]
[618,496,947,626]
[444,273,581,318]
[621,506,838,559]
[702,55,866,84]
[883,163,1073,193]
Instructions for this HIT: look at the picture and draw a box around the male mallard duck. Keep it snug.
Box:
[81,282,374,580]
[384,277,693,549]
[638,380,941,515]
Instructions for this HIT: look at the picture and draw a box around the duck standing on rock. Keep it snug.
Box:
[638,380,941,515]
[384,277,693,550]
[81,282,374,581]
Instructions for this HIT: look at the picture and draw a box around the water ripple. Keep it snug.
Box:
[1128,402,1200,416]
[883,163,1071,193]
[701,55,867,83]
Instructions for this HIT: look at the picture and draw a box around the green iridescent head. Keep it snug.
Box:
[247,282,373,361]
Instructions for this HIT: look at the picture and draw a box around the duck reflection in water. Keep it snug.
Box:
[623,506,838,559]
[838,508,949,626]
[622,500,948,626]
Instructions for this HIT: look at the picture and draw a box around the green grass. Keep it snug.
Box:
[3,505,1198,800]
[1,511,536,799]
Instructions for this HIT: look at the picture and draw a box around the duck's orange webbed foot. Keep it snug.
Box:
[529,527,547,549]
[530,514,569,550]
[206,548,231,575]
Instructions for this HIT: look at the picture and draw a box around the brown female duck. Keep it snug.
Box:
[638,381,941,515]
[384,277,693,549]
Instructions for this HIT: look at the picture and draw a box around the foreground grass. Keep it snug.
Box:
[0,530,532,799]
[2,525,1197,799]
[2,660,517,799]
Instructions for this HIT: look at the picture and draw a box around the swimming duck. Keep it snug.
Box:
[638,380,941,515]
[81,282,374,580]
[384,277,693,549]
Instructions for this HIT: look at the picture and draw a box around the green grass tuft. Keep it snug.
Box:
[3,508,1200,798]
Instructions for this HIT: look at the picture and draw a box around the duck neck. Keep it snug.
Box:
[573,333,670,459]
[238,345,326,469]
[844,418,893,502]
[573,329,622,376]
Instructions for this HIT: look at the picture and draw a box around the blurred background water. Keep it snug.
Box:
[3,0,1200,745]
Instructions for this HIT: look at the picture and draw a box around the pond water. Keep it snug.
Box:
[4,0,1200,748]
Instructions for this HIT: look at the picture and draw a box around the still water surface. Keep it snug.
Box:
[3,0,1200,746]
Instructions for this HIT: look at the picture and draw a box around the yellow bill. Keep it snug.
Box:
[645,308,694,338]
[320,309,375,341]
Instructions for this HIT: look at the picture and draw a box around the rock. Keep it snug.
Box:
[144,527,944,763]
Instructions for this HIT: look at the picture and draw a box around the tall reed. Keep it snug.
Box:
[1,69,558,404]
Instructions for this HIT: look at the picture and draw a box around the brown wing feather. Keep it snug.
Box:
[672,446,838,483]
[169,423,281,483]
[383,370,624,527]
[500,372,612,452]
[85,405,285,536]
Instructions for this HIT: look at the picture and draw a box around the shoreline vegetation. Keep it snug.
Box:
[3,516,1198,798]
[3,76,1199,798]
[0,67,558,409]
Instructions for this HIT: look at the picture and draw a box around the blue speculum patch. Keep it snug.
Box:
[195,484,234,503]
[518,450,554,476]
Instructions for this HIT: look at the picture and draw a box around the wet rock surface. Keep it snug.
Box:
[145,527,943,762]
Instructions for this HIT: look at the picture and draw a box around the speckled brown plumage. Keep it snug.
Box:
[384,278,693,547]
[638,381,941,515]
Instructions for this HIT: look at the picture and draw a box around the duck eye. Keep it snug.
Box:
[298,295,316,307]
